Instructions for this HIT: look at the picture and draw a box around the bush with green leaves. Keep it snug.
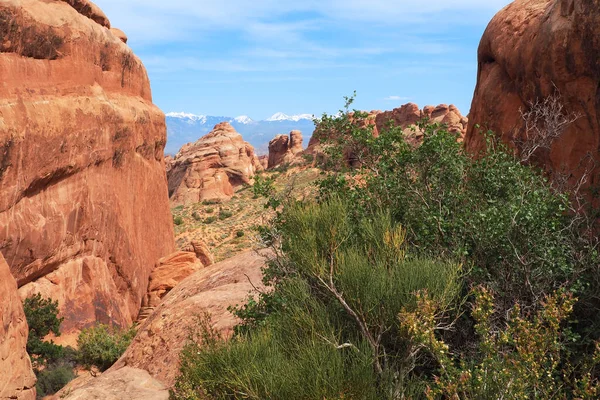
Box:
[172,96,600,399]
[203,216,217,224]
[316,99,589,310]
[400,287,600,399]
[77,324,136,371]
[173,216,184,226]
[35,363,76,398]
[173,199,463,399]
[23,294,65,367]
[218,210,233,220]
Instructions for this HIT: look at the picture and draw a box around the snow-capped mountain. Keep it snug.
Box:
[266,112,314,122]
[165,112,316,155]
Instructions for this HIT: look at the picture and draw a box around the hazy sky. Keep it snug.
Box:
[93,0,512,120]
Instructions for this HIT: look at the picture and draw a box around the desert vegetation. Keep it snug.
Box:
[23,295,135,398]
[171,96,600,399]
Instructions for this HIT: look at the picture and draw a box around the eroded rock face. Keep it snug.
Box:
[267,130,304,169]
[143,251,204,309]
[0,253,36,400]
[167,122,263,204]
[0,0,175,345]
[376,103,468,142]
[182,240,214,267]
[53,367,169,400]
[465,0,600,183]
[111,250,270,386]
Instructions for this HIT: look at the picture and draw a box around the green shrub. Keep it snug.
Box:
[173,199,462,399]
[173,216,184,226]
[203,216,217,224]
[77,324,136,371]
[236,230,245,238]
[400,287,600,399]
[192,212,202,221]
[23,294,64,367]
[202,199,222,206]
[205,207,214,214]
[35,363,75,398]
[218,210,233,220]
[316,103,582,310]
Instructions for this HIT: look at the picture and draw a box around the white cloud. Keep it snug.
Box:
[384,96,410,101]
[94,0,511,44]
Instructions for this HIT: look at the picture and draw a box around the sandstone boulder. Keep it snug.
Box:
[465,0,600,183]
[143,251,204,309]
[0,0,174,345]
[182,240,214,267]
[167,122,263,204]
[0,253,36,400]
[53,367,168,400]
[110,250,270,386]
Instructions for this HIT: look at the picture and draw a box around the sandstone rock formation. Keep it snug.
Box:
[142,251,204,310]
[182,240,214,267]
[258,155,269,170]
[375,103,468,142]
[111,250,270,386]
[465,0,600,184]
[306,104,467,163]
[267,130,304,169]
[0,0,174,345]
[167,122,263,204]
[53,367,169,400]
[0,253,36,400]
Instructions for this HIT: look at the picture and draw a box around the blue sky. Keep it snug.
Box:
[94,0,512,120]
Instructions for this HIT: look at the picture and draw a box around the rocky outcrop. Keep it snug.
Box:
[0,0,175,345]
[258,155,269,170]
[182,240,214,267]
[167,122,263,204]
[465,0,600,183]
[110,250,270,386]
[60,0,110,28]
[53,367,169,400]
[142,251,204,310]
[376,103,468,142]
[109,28,127,44]
[267,130,304,169]
[306,104,467,163]
[0,253,36,400]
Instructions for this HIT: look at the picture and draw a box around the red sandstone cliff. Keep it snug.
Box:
[465,0,600,184]
[0,0,175,345]
[0,253,36,400]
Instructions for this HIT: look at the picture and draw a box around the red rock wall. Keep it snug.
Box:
[465,0,600,184]
[0,0,175,344]
[0,253,36,400]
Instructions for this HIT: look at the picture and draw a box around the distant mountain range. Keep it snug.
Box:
[165,112,316,155]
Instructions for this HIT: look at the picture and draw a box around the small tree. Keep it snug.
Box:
[23,294,64,367]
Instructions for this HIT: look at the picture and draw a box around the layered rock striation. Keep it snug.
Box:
[167,122,262,204]
[0,0,175,345]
